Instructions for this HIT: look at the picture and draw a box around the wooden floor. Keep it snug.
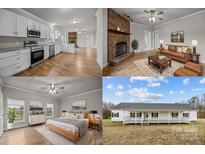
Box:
[103,51,205,76]
[16,48,102,77]
[0,127,51,145]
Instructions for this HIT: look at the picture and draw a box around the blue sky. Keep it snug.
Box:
[103,77,205,104]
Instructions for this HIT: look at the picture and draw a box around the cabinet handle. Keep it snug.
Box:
[16,66,21,69]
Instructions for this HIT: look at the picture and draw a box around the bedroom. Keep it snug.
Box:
[0,77,102,145]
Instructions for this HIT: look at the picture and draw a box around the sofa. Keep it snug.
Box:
[161,45,191,63]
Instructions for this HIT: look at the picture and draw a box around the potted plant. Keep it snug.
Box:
[131,39,139,52]
[155,48,161,57]
[6,107,16,129]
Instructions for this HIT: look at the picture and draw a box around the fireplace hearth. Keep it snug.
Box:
[116,42,127,57]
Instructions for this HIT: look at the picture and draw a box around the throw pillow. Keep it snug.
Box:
[164,45,168,50]
[182,47,188,53]
[177,47,182,53]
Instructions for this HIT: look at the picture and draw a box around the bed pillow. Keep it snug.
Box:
[76,113,85,119]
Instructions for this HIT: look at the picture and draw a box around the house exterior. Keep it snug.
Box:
[111,103,197,125]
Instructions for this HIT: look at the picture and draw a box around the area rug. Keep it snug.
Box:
[134,58,184,76]
[34,125,102,145]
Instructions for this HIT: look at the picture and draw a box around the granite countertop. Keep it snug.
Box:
[0,47,30,54]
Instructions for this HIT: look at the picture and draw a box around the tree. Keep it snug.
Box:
[102,102,115,119]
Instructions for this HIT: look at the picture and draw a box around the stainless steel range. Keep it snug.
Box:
[24,41,44,67]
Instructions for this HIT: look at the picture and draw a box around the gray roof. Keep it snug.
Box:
[112,103,196,110]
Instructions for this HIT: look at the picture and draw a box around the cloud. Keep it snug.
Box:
[106,84,113,89]
[169,91,174,94]
[199,78,205,84]
[147,82,160,87]
[117,84,123,89]
[191,88,205,92]
[183,78,189,85]
[179,90,185,95]
[130,77,168,88]
[114,91,125,97]
[128,87,163,101]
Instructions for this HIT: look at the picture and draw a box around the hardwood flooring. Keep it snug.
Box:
[103,51,205,76]
[0,126,51,145]
[16,48,102,77]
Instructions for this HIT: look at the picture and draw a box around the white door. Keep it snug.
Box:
[153,31,160,49]
[16,15,27,37]
[0,9,16,37]
[144,31,152,51]
[0,85,3,136]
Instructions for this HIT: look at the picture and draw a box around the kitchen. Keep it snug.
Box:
[0,8,101,76]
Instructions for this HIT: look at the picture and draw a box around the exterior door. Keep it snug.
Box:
[153,31,160,49]
[144,112,149,120]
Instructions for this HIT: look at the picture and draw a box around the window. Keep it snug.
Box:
[152,112,158,118]
[112,112,119,117]
[136,112,142,118]
[172,112,178,118]
[130,112,135,118]
[7,98,25,122]
[183,113,189,118]
[46,104,54,118]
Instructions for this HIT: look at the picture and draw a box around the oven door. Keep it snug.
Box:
[27,28,41,38]
[31,49,44,67]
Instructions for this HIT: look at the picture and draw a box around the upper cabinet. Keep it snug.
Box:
[41,24,50,39]
[0,9,27,37]
[54,30,62,40]
[28,19,40,30]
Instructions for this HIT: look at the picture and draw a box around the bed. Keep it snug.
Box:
[45,117,88,143]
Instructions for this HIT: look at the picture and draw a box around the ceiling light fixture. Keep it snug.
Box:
[72,19,78,24]
[149,16,156,22]
[49,83,57,95]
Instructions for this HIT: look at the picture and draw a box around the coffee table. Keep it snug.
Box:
[148,55,171,74]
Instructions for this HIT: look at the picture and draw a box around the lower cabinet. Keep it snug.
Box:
[29,115,47,126]
[44,46,49,60]
[0,49,30,76]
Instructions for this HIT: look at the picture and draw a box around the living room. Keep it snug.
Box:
[103,8,205,76]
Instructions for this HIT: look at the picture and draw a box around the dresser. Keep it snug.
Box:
[29,115,47,126]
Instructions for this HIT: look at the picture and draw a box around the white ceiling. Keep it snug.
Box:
[2,77,101,99]
[22,8,98,31]
[113,8,204,26]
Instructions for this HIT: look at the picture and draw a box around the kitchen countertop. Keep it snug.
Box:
[0,47,30,54]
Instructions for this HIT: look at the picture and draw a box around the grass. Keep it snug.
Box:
[102,119,205,145]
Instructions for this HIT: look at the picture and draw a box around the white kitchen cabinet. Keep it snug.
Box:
[54,30,61,40]
[0,49,30,76]
[29,115,46,126]
[0,9,27,37]
[44,45,49,60]
[28,19,40,30]
[41,24,50,39]
[55,44,61,55]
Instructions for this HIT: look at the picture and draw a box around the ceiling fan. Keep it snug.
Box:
[41,83,64,95]
[141,9,164,22]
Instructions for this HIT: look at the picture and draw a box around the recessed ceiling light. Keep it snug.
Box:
[72,20,78,24]
[51,23,56,26]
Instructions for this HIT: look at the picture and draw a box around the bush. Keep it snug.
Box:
[131,39,138,50]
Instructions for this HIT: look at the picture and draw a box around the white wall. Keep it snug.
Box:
[2,86,60,130]
[130,22,152,52]
[0,80,3,136]
[60,90,102,118]
[77,30,96,48]
[96,8,108,68]
[153,10,205,63]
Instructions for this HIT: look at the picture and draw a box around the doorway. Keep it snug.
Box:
[144,112,149,120]
[153,31,160,49]
[144,31,152,51]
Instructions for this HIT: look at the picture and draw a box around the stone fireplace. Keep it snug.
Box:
[108,9,133,65]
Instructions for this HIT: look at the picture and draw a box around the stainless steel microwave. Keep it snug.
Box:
[27,28,41,38]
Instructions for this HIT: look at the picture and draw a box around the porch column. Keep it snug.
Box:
[158,111,160,124]
[135,111,136,125]
[168,111,170,124]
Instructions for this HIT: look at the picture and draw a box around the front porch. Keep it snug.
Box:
[122,111,191,125]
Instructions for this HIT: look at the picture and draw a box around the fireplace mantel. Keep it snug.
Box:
[108,29,131,35]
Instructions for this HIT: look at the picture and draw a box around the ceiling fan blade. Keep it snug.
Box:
[157,11,164,15]
[40,87,47,89]
[157,17,163,20]
[144,10,150,14]
[59,87,65,89]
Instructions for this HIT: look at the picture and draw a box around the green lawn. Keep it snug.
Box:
[102,119,205,145]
